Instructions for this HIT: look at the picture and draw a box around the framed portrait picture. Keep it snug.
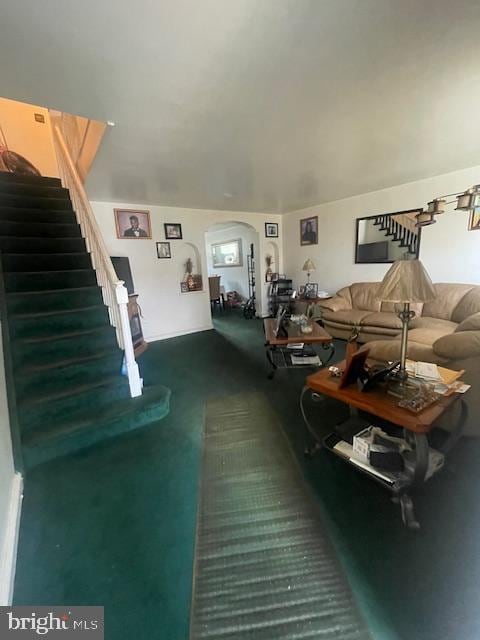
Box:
[180,282,189,293]
[265,222,278,238]
[164,223,183,239]
[304,282,318,299]
[156,242,171,258]
[468,208,480,231]
[115,209,151,239]
[300,216,318,246]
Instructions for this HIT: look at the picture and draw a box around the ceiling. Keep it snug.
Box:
[1,0,480,213]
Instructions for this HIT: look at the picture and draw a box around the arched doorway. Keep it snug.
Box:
[204,221,261,321]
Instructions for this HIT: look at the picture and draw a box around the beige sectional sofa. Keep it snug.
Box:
[317,282,480,435]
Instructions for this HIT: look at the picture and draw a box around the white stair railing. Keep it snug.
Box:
[52,126,142,398]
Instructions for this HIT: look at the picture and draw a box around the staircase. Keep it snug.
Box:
[0,171,170,469]
[373,213,419,257]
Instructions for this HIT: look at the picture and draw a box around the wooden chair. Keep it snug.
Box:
[209,276,223,310]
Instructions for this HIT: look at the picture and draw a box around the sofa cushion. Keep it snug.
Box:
[434,331,480,360]
[363,339,447,365]
[350,282,381,312]
[380,301,424,317]
[321,309,373,326]
[422,283,474,320]
[456,312,480,332]
[452,287,480,323]
[410,317,457,333]
[359,312,403,330]
[406,327,453,346]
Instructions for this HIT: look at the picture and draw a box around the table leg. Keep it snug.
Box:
[300,386,324,456]
[321,341,335,367]
[265,344,277,379]
[393,431,429,530]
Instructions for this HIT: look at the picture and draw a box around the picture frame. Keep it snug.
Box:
[156,242,171,258]
[304,282,318,299]
[265,222,278,238]
[114,209,151,239]
[468,208,480,231]
[211,238,243,268]
[300,216,318,246]
[180,282,189,293]
[164,223,183,239]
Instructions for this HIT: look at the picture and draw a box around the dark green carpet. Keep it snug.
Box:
[13,309,480,640]
[191,392,371,639]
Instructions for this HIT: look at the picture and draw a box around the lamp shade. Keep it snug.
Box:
[302,259,316,272]
[377,259,436,303]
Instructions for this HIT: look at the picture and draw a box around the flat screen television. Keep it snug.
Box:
[111,256,135,295]
[356,241,389,263]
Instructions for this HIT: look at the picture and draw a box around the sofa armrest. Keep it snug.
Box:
[433,331,480,360]
[318,296,352,313]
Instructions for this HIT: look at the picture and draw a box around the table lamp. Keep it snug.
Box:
[377,259,436,380]
[302,259,316,284]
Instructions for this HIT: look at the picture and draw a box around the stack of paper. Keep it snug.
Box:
[406,360,442,381]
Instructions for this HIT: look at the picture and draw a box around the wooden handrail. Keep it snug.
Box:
[52,126,142,398]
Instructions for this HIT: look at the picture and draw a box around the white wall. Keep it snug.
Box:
[91,201,283,341]
[283,165,480,294]
[0,325,22,604]
[205,224,258,300]
[0,96,58,178]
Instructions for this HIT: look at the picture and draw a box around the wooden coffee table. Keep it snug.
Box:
[300,360,468,529]
[263,319,334,379]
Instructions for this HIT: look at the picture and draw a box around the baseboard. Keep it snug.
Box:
[0,472,23,605]
[146,324,214,342]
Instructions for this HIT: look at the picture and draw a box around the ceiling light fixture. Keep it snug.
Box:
[416,184,480,227]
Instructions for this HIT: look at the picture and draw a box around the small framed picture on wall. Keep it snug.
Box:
[300,216,318,245]
[156,242,171,258]
[115,209,152,239]
[265,222,278,238]
[164,223,183,239]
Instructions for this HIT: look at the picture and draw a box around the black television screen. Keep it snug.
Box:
[111,256,135,295]
[356,241,389,263]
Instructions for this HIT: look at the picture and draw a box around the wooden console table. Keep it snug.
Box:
[301,361,467,529]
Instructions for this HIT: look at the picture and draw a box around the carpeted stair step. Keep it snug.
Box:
[9,305,109,339]
[0,193,73,210]
[6,286,103,314]
[0,220,81,238]
[18,376,129,433]
[0,235,86,254]
[0,181,70,199]
[0,173,61,188]
[12,325,117,368]
[14,350,123,401]
[0,207,77,224]
[2,253,92,272]
[4,269,97,292]
[21,383,171,468]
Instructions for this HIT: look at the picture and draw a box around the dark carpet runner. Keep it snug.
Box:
[190,392,372,640]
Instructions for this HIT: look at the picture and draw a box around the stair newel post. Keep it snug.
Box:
[115,281,143,398]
